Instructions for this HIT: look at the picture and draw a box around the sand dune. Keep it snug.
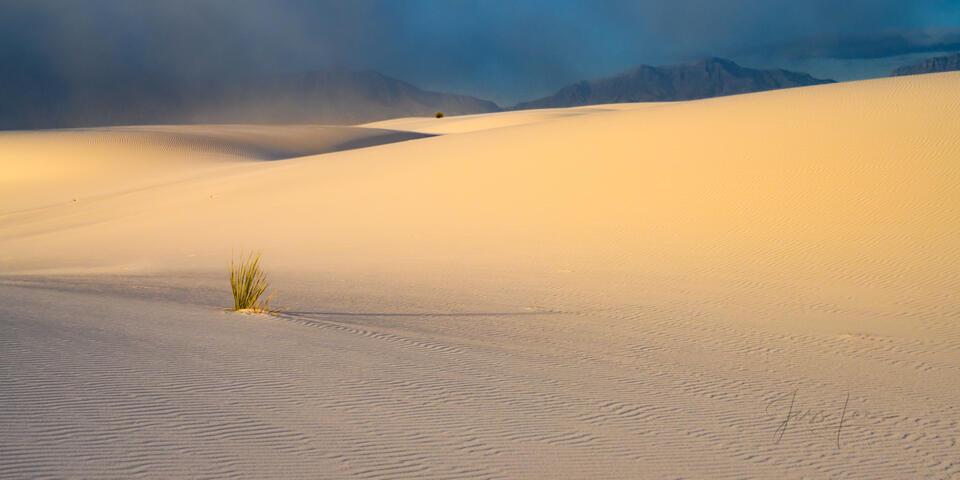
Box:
[2,73,959,478]
[1,124,430,213]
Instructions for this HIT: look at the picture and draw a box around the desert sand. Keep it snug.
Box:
[2,73,959,478]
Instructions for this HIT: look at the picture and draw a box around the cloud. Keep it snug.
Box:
[761,29,960,60]
[1,0,958,103]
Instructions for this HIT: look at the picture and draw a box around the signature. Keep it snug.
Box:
[766,390,863,448]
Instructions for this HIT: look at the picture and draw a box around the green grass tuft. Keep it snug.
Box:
[229,250,281,314]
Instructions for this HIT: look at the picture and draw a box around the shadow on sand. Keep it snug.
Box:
[280,310,564,319]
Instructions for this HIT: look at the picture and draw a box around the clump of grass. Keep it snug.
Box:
[435,111,444,118]
[229,250,281,314]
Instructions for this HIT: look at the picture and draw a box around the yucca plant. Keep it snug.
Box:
[229,250,280,314]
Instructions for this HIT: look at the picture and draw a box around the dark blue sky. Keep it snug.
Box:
[2,0,959,104]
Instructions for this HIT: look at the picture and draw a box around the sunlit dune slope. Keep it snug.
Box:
[2,73,959,307]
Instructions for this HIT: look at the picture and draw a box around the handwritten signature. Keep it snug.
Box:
[766,390,863,448]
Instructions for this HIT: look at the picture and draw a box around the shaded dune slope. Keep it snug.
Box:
[1,125,431,212]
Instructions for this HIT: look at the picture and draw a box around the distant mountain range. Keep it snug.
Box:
[891,52,960,77]
[511,58,834,110]
[0,70,499,130]
[1,58,842,130]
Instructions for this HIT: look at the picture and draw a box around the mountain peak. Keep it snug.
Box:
[512,59,833,110]
[891,52,960,77]
[690,57,738,67]
[0,69,500,130]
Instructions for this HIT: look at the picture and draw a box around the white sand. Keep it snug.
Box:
[1,73,959,478]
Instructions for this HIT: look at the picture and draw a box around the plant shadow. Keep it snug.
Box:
[280,309,565,319]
